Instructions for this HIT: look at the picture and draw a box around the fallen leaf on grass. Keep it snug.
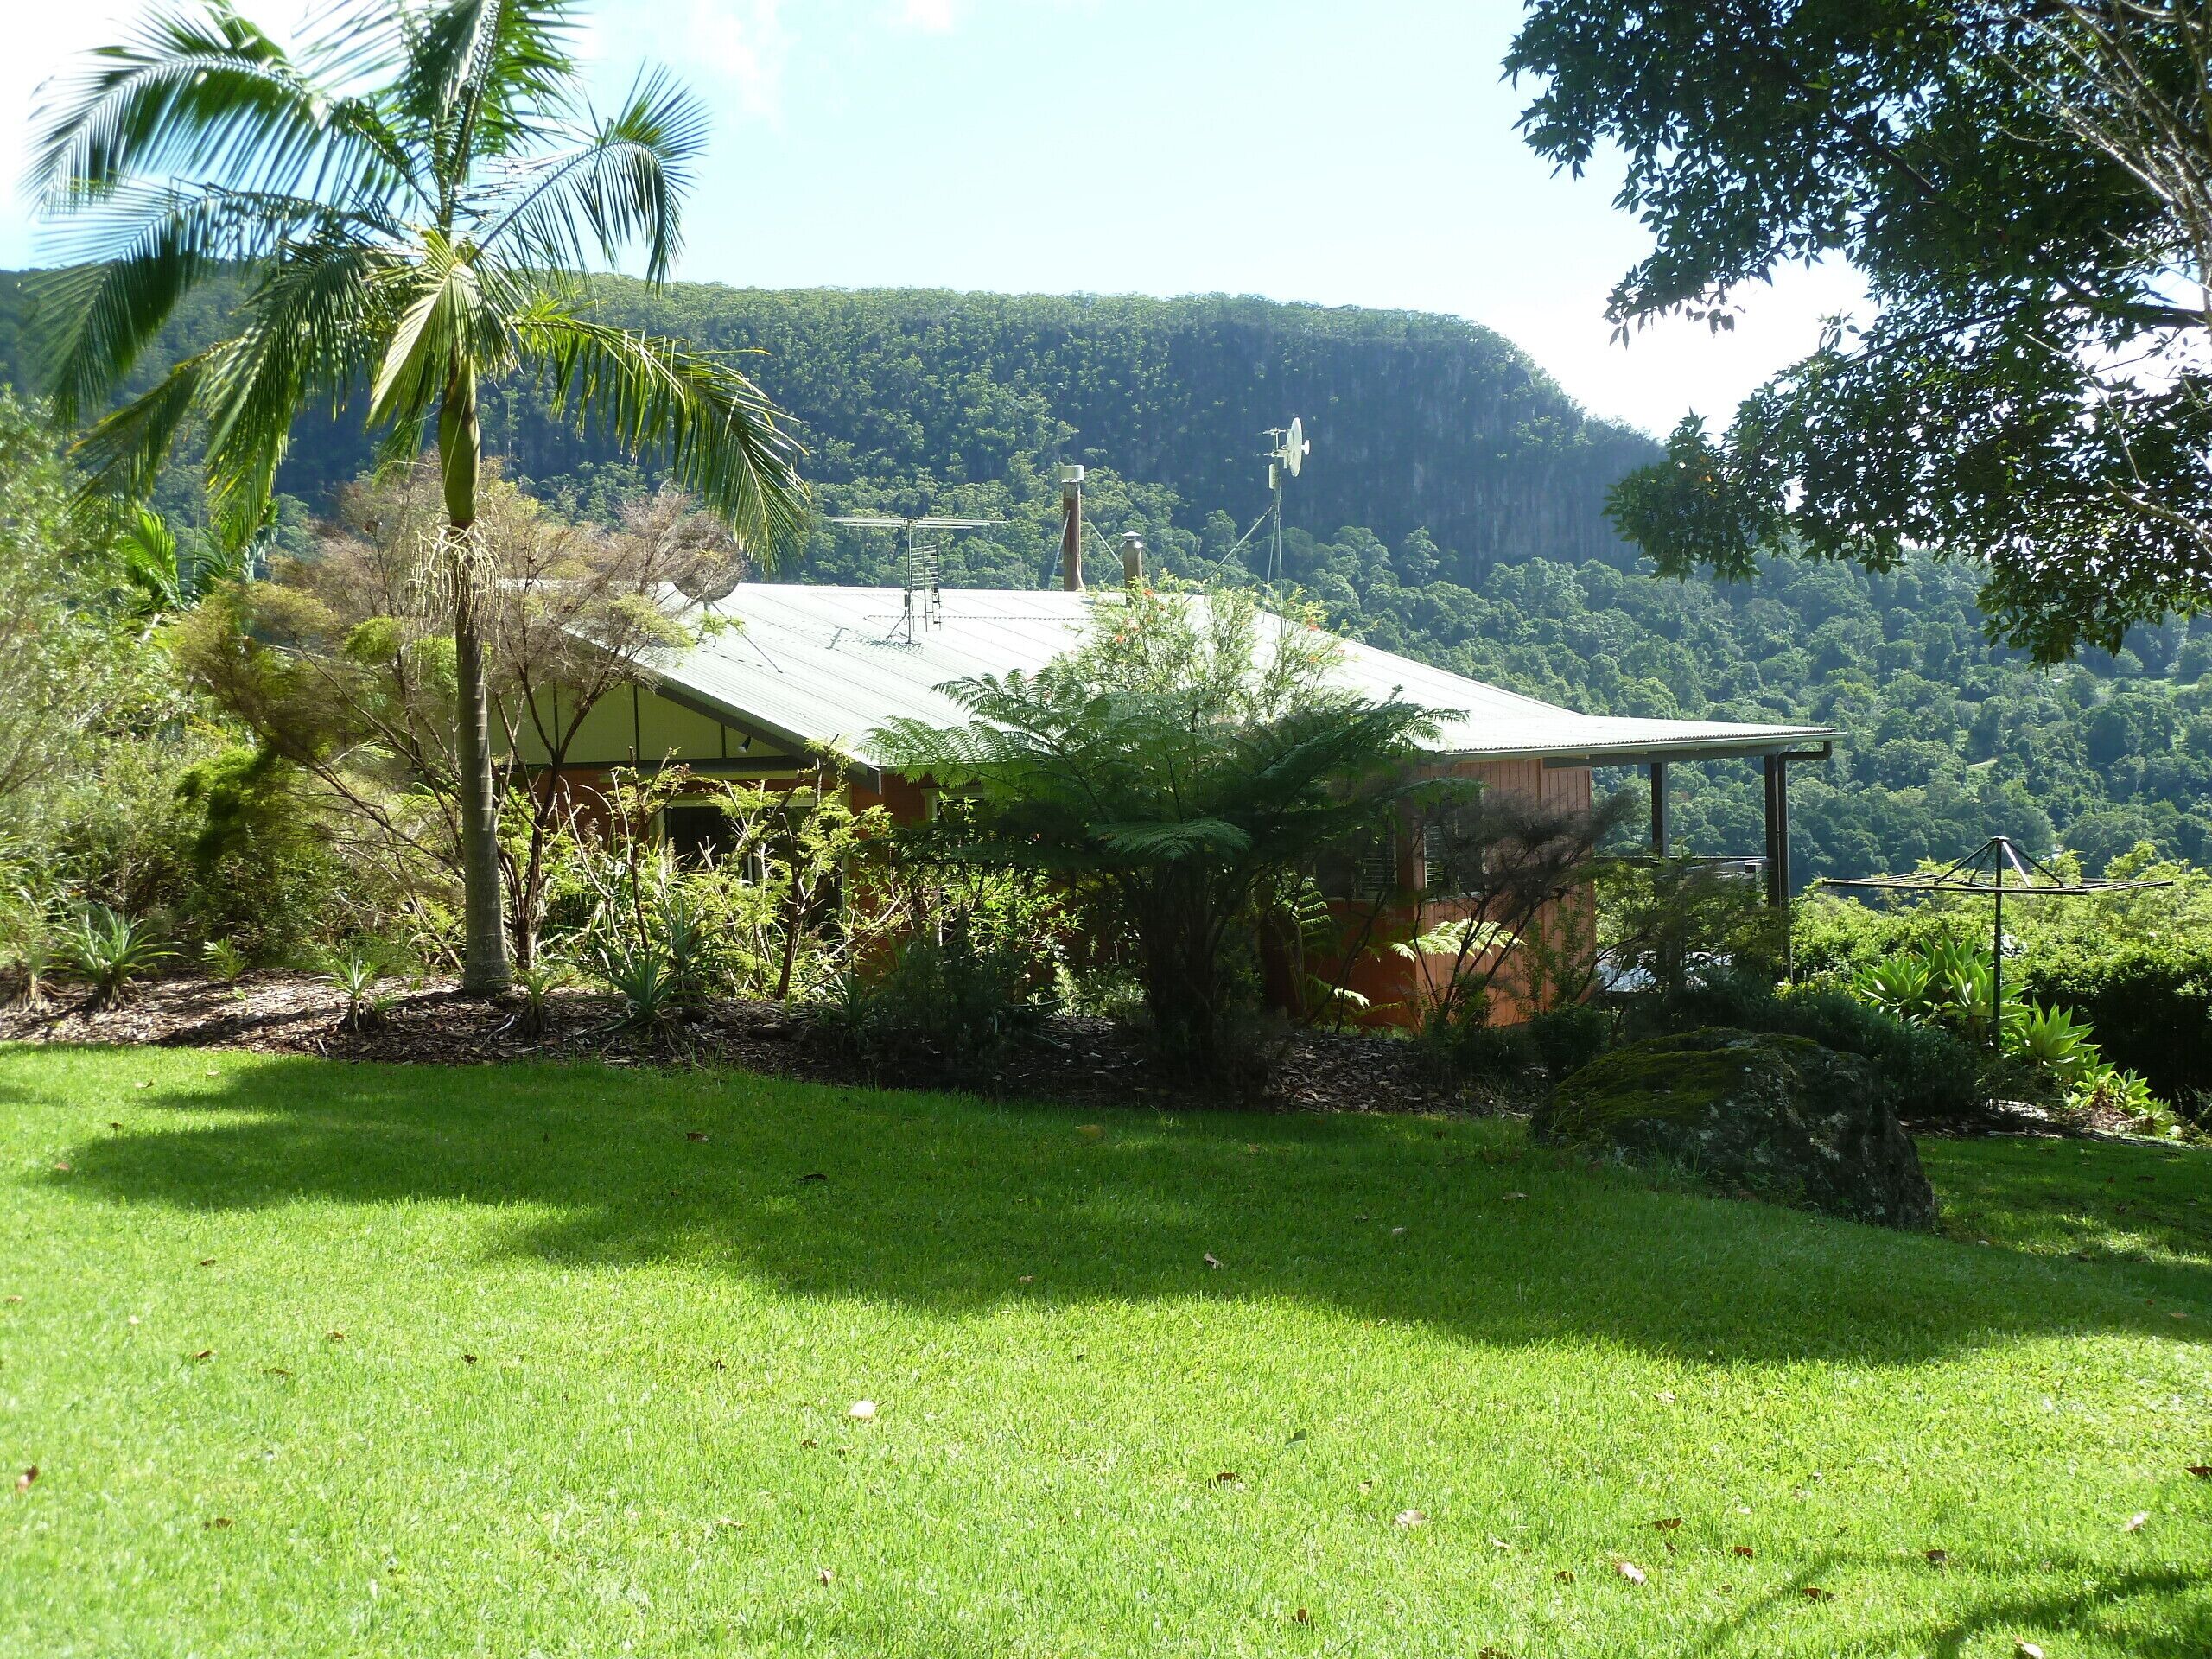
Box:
[1292,1608,1310,1625]
[800,1438,817,1449]
[1925,1548,1948,1567]
[1732,1545,1756,1559]
[849,1400,876,1421]
[715,1517,742,1530]
[686,1131,709,1142]
[1502,1192,1528,1202]
[51,1163,70,1174]
[2188,1465,2211,1479]
[135,1081,150,1090]
[3,1296,19,1305]
[1488,1536,1513,1552]
[1214,1471,1239,1486]
[2123,1511,2149,1533]
[1076,1124,1103,1140]
[1017,1274,1035,1285]
[1394,1508,1427,1529]
[2014,1643,2046,1659]
[1615,1561,1646,1585]
[204,1516,232,1529]
[197,1259,216,1268]
[13,1466,34,1493]
[191,1349,214,1361]
[1654,1389,1676,1404]
[325,1330,346,1342]
[109,1121,123,1129]
[1389,1226,1408,1236]
[816,1567,834,1586]
[1553,1569,1574,1584]
[1653,1517,1681,1532]
[1203,1253,1222,1269]
[798,1172,828,1183]
[462,1354,477,1364]
[1802,1586,1834,1602]
[261,1368,291,1377]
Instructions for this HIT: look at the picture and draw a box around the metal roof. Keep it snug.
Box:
[639,584,1836,769]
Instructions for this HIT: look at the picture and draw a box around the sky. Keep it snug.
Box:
[0,0,1867,438]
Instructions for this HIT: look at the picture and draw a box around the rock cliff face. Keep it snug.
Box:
[0,276,1659,582]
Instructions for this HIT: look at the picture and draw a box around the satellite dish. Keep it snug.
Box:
[1284,416,1307,477]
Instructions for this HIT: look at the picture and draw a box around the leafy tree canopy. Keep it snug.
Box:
[1510,0,2212,659]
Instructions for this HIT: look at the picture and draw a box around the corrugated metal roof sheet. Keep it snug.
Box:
[642,585,1835,767]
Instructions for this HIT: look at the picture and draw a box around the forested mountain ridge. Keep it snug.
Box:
[3,274,2207,880]
[0,277,1653,582]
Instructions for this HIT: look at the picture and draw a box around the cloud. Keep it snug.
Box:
[594,1,793,123]
[893,0,960,30]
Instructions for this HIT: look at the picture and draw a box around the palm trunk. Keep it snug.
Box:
[442,375,511,995]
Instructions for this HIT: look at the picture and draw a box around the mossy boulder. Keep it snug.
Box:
[1533,1027,1939,1230]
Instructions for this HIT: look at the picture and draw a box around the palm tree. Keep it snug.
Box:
[28,0,810,993]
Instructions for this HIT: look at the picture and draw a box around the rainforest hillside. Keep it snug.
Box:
[3,275,2207,880]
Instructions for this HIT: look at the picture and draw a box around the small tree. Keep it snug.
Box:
[172,467,734,967]
[876,583,1446,1064]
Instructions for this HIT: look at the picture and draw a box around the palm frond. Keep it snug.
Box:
[29,3,403,211]
[510,302,810,564]
[32,185,393,425]
[198,235,393,542]
[476,67,707,282]
[400,0,582,179]
[369,234,520,431]
[70,346,220,504]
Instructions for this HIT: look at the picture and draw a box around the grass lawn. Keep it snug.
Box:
[2,1046,2207,1657]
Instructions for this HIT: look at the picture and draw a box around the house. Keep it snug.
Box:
[512,582,1836,1019]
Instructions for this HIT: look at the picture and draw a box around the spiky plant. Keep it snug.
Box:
[68,905,175,1010]
[29,0,810,995]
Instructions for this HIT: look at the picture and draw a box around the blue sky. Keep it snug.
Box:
[0,0,1865,436]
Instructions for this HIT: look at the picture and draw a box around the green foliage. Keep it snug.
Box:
[171,744,344,962]
[320,947,388,1033]
[1510,1,2212,660]
[1643,969,1981,1124]
[65,903,173,1009]
[199,938,248,984]
[817,933,1042,1063]
[876,582,1448,1063]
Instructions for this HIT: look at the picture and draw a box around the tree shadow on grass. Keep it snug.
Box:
[1687,1544,2212,1659]
[30,1049,2212,1368]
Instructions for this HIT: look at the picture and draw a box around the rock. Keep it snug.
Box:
[1533,1028,1938,1230]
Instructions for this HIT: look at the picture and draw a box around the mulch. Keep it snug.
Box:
[0,971,1490,1118]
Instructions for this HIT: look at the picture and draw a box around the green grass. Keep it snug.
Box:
[2,1045,2207,1657]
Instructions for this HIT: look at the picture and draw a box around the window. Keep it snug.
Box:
[662,803,736,868]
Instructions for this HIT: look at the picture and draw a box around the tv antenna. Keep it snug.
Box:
[825,514,1003,642]
[1258,416,1310,584]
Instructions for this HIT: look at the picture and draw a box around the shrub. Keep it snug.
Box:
[512,961,572,1039]
[2022,944,2212,1106]
[67,905,174,1009]
[817,933,1041,1062]
[1524,1002,1613,1080]
[1654,969,1982,1122]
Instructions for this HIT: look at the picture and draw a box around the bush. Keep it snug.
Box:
[817,933,1041,1062]
[1648,969,1982,1122]
[2022,944,2212,1107]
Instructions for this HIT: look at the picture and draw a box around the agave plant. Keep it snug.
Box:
[2004,1001,2102,1088]
[1848,953,1935,1022]
[2067,1062,2162,1125]
[30,0,811,995]
[511,958,572,1039]
[68,905,175,1009]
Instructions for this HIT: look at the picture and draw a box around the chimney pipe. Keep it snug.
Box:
[1058,464,1084,591]
[1120,531,1145,586]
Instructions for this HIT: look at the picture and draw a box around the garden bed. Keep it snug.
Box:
[0,972,1478,1119]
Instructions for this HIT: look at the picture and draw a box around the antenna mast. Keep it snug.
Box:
[824,514,1004,642]
[1257,417,1311,585]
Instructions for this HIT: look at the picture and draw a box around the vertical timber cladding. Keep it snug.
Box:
[1379,756,1596,1024]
